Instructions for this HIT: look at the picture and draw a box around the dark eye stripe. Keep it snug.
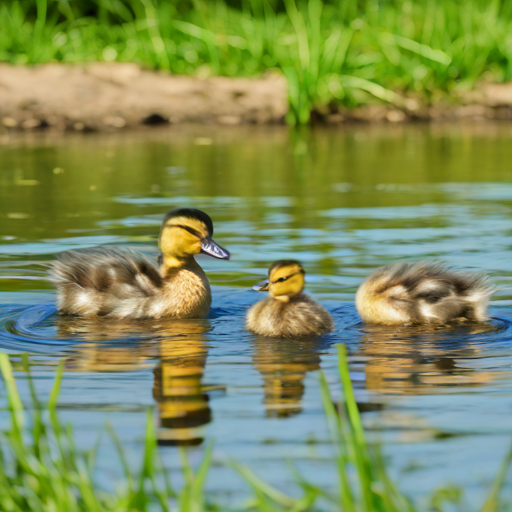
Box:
[271,271,301,284]
[166,224,202,238]
[272,267,306,284]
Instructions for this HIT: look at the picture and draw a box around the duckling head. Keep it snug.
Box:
[159,208,230,267]
[253,260,305,302]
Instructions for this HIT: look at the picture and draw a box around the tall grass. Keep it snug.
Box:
[0,346,511,511]
[1,0,512,123]
[0,353,212,512]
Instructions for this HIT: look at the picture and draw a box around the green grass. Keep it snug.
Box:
[0,346,511,511]
[1,0,512,123]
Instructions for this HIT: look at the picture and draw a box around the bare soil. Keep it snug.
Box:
[2,62,512,131]
[0,63,288,131]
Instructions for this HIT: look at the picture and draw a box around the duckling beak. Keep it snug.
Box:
[253,279,269,292]
[200,237,230,260]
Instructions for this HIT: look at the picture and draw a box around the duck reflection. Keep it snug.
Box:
[153,321,211,446]
[357,323,500,394]
[251,336,333,418]
[59,316,213,446]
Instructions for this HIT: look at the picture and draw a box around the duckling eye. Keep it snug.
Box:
[274,277,288,283]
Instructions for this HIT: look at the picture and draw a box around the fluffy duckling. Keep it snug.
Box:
[246,260,334,338]
[50,208,230,319]
[355,262,493,326]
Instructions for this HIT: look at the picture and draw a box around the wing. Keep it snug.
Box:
[49,247,163,315]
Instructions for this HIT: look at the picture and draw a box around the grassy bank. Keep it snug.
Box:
[0,346,511,512]
[1,0,512,123]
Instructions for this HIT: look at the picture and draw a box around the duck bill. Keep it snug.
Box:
[252,279,269,292]
[200,237,230,260]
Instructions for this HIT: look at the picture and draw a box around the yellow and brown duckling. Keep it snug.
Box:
[355,262,493,326]
[49,208,230,319]
[246,260,334,337]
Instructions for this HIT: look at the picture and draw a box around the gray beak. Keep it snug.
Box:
[200,237,230,260]
[252,279,269,291]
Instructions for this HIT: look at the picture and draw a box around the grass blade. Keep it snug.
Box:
[106,419,134,492]
[48,360,64,411]
[480,440,512,512]
[0,353,25,429]
[319,370,354,510]
[233,460,297,507]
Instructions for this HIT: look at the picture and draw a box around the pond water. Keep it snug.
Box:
[1,123,512,508]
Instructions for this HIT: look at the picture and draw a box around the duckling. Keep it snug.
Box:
[355,262,493,326]
[246,260,334,338]
[49,208,230,319]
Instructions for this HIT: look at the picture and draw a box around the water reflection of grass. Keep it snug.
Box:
[2,1,512,123]
[0,346,510,512]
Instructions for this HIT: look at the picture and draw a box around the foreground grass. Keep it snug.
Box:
[0,346,511,511]
[1,0,512,123]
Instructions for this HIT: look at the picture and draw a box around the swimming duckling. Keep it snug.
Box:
[49,208,230,319]
[246,260,334,338]
[355,262,493,326]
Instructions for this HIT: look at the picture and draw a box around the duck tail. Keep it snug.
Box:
[463,273,495,321]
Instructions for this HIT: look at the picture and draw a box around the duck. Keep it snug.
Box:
[246,260,334,337]
[49,208,230,319]
[355,262,493,326]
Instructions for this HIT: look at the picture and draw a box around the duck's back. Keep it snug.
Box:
[49,247,211,319]
[246,293,334,338]
[355,262,492,325]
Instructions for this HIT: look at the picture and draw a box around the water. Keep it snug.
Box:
[1,124,512,507]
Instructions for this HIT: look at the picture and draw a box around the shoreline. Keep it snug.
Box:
[2,63,512,132]
[0,63,288,131]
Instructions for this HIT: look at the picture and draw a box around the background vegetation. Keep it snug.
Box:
[1,0,512,123]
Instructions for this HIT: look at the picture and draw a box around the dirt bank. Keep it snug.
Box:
[2,63,512,131]
[327,84,512,124]
[0,63,288,131]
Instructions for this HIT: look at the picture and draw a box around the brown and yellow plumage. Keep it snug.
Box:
[49,208,230,319]
[355,262,493,326]
[246,260,334,338]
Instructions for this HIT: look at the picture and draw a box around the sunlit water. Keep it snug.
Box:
[1,124,512,507]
